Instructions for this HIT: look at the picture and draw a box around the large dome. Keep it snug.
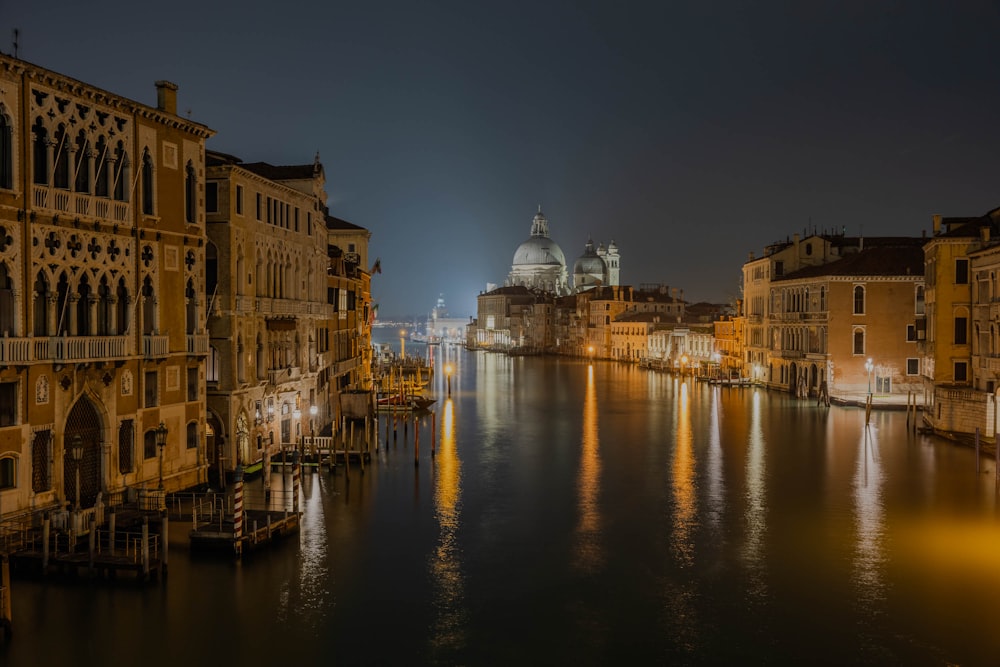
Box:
[513,236,566,267]
[573,239,606,275]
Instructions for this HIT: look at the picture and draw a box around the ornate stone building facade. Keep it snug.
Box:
[0,54,214,516]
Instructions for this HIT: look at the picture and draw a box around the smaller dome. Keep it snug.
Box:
[573,238,606,276]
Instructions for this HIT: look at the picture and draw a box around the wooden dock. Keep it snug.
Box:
[189,508,299,555]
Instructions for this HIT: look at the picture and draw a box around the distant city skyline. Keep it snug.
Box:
[4,2,1000,318]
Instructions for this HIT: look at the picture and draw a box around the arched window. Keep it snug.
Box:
[0,107,12,190]
[74,131,90,193]
[94,136,109,197]
[237,336,246,383]
[56,272,70,335]
[142,275,155,335]
[32,117,48,185]
[77,274,91,336]
[141,148,154,215]
[0,262,13,336]
[143,429,157,460]
[185,278,197,335]
[34,272,49,336]
[187,421,198,450]
[185,161,196,223]
[207,345,221,383]
[97,276,112,336]
[116,278,129,335]
[853,328,865,355]
[0,455,16,489]
[915,285,926,315]
[53,124,69,189]
[853,285,865,315]
[113,142,129,201]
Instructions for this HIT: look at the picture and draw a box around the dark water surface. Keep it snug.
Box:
[6,345,1000,666]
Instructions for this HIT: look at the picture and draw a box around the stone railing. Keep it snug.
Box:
[143,334,169,359]
[48,335,131,361]
[186,334,209,355]
[0,337,34,362]
[33,185,130,223]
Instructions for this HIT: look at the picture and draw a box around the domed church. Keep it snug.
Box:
[506,207,571,294]
[573,238,620,291]
[505,207,621,295]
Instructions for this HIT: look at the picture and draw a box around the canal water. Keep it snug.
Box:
[5,340,1000,665]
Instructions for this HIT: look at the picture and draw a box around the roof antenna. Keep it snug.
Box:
[12,29,19,59]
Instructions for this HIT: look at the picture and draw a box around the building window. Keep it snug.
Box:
[294,207,300,232]
[853,285,865,315]
[906,324,917,342]
[0,109,12,190]
[915,285,925,315]
[184,162,196,223]
[266,196,272,224]
[31,429,51,492]
[236,184,244,215]
[187,366,199,402]
[955,316,968,345]
[255,192,262,220]
[0,456,15,489]
[906,358,919,375]
[774,260,783,277]
[0,381,15,426]
[955,258,969,285]
[187,421,198,450]
[805,242,812,256]
[206,182,218,213]
[143,429,157,459]
[144,371,158,408]
[208,345,221,383]
[853,329,864,355]
[141,149,154,215]
[955,361,968,382]
[118,419,134,474]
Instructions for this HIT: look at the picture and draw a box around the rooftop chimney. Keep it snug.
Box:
[155,80,178,115]
[932,214,942,236]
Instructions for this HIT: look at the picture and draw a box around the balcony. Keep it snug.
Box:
[0,337,34,363]
[33,185,130,223]
[186,334,209,356]
[143,335,169,359]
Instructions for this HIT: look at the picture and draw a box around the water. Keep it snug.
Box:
[5,341,1000,666]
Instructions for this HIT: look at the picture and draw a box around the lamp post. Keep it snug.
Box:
[445,364,453,397]
[155,421,168,490]
[293,407,302,462]
[400,329,406,359]
[70,434,84,510]
[865,358,874,396]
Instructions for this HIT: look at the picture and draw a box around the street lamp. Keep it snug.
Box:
[70,434,84,510]
[293,407,302,463]
[445,364,453,397]
[865,358,874,396]
[681,354,689,377]
[400,329,406,359]
[155,422,168,490]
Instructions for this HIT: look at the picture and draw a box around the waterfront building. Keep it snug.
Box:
[203,151,333,477]
[325,213,374,413]
[768,239,924,399]
[0,53,214,517]
[924,209,1000,437]
[586,285,634,359]
[713,313,744,379]
[474,285,539,350]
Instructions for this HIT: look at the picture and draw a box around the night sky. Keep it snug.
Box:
[4,1,1000,318]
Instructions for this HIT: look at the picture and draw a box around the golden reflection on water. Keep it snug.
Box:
[705,388,724,535]
[853,424,885,606]
[743,389,767,596]
[430,398,466,654]
[574,364,604,573]
[671,381,696,566]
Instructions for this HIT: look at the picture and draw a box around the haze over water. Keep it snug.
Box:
[6,336,1000,665]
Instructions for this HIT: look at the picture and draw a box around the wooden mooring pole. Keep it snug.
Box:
[1,554,11,640]
[414,415,420,467]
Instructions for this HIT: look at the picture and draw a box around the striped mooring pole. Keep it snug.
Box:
[293,448,300,515]
[234,466,244,557]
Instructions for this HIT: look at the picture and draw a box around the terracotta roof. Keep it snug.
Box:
[775,242,924,281]
[326,214,364,231]
[240,162,316,181]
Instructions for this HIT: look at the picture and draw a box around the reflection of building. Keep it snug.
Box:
[204,151,332,476]
[0,53,214,515]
